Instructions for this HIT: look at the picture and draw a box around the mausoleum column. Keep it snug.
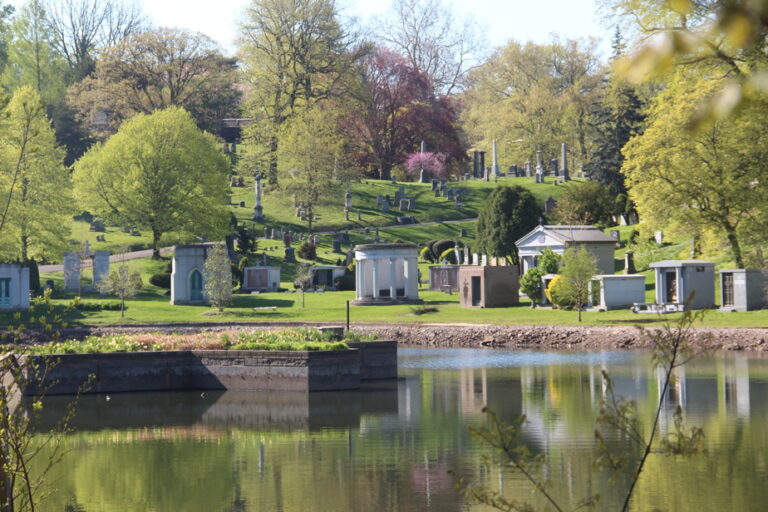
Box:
[355,259,364,298]
[405,257,418,299]
[389,258,397,298]
[372,258,380,298]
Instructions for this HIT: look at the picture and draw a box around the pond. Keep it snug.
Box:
[32,347,768,511]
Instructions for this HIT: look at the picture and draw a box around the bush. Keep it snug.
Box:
[298,242,317,260]
[149,273,171,289]
[439,247,457,264]
[538,248,561,274]
[430,239,455,261]
[411,305,439,315]
[545,275,570,309]
[419,246,434,263]
[74,302,123,312]
[520,267,544,307]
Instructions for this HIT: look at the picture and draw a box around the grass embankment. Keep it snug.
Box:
[60,177,579,258]
[22,328,378,354]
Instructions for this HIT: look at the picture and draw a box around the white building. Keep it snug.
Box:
[352,244,421,305]
[719,269,766,312]
[242,266,281,292]
[589,274,646,310]
[516,225,616,275]
[0,263,30,310]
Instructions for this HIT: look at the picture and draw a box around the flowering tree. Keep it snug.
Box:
[404,151,448,179]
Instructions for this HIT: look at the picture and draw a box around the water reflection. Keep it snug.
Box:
[31,349,768,512]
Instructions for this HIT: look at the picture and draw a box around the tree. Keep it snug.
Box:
[0,86,72,263]
[621,71,768,268]
[605,0,768,125]
[202,244,233,313]
[97,263,142,318]
[519,267,544,308]
[67,28,240,140]
[558,245,597,322]
[278,104,341,232]
[341,46,465,179]
[461,39,602,171]
[474,185,541,263]
[1,0,67,106]
[42,0,145,81]
[403,151,448,180]
[582,29,645,194]
[238,0,362,185]
[374,0,485,94]
[553,180,615,226]
[73,107,231,258]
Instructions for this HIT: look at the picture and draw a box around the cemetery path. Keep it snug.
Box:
[343,217,475,232]
[40,247,174,273]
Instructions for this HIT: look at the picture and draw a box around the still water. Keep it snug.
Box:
[34,348,768,511]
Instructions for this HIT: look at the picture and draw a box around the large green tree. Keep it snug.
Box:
[73,107,230,258]
[238,0,362,185]
[622,70,768,268]
[461,39,602,170]
[0,86,71,262]
[474,185,541,263]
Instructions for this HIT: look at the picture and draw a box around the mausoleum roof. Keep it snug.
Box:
[649,260,715,268]
[516,225,615,246]
[354,243,418,251]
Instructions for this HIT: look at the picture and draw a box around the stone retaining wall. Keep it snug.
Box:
[18,343,397,396]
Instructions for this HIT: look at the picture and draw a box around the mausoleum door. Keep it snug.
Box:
[0,278,9,306]
[665,271,677,303]
[190,270,203,301]
[722,273,734,306]
[471,276,481,306]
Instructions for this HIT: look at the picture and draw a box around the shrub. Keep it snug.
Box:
[538,248,561,274]
[74,302,123,312]
[298,242,317,260]
[149,273,171,289]
[411,305,439,315]
[520,267,544,308]
[430,239,455,261]
[419,246,434,263]
[439,247,457,264]
[545,275,570,308]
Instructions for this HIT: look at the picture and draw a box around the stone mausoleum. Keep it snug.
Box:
[242,266,280,292]
[171,244,220,305]
[458,265,519,308]
[0,263,29,310]
[649,260,715,309]
[719,269,766,312]
[352,244,421,305]
[516,225,617,275]
[589,274,646,310]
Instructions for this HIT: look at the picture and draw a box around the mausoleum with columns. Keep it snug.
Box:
[352,244,422,305]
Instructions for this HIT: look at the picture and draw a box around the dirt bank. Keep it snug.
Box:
[34,322,768,352]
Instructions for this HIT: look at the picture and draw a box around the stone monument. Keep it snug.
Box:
[560,143,570,181]
[252,174,265,222]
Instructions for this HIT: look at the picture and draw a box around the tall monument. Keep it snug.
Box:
[252,174,265,222]
[560,143,570,181]
[491,140,500,179]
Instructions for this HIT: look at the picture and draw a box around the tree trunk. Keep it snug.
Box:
[268,135,279,186]
[151,229,161,259]
[725,225,744,268]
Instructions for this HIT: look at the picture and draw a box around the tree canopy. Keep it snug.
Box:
[73,107,230,258]
[474,185,541,262]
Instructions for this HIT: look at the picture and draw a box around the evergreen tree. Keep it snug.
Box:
[583,28,645,195]
[474,185,541,263]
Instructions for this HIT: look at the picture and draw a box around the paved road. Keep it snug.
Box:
[39,247,173,273]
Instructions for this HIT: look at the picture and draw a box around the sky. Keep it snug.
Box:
[136,0,610,56]
[7,0,611,57]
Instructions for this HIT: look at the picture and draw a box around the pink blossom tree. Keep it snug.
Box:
[404,151,449,179]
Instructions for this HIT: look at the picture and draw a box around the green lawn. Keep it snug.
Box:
[4,287,767,328]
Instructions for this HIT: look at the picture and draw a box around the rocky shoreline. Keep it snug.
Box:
[31,322,768,352]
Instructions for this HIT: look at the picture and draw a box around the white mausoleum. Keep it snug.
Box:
[516,225,617,275]
[0,263,29,310]
[171,244,221,305]
[352,244,421,305]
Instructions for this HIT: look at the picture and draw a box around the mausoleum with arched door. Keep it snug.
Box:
[171,244,216,305]
[352,244,422,305]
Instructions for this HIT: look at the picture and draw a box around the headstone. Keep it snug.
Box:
[628,212,638,225]
[544,196,557,215]
[535,150,544,182]
[260,252,268,266]
[419,168,427,183]
[624,251,637,274]
[396,216,417,225]
[375,227,380,243]
[264,227,271,239]
[610,230,621,242]
[284,246,296,263]
[454,195,461,205]
[524,161,531,177]
[345,250,355,266]
[332,239,342,253]
[399,199,410,211]
[560,142,570,181]
[483,166,489,182]
[239,201,246,207]
[434,189,440,197]
[381,201,390,212]
[431,179,438,191]
[89,220,105,232]
[654,231,664,244]
[93,251,110,290]
[391,176,397,184]
[463,246,470,264]
[63,252,81,292]
[460,228,467,237]
[550,158,558,176]
[491,139,500,178]
[345,185,353,210]
[376,195,384,206]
